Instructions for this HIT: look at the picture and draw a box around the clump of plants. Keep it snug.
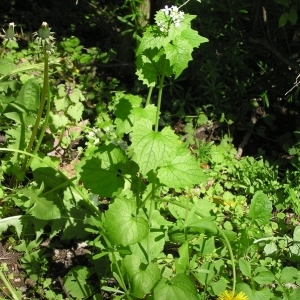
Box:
[1,1,300,299]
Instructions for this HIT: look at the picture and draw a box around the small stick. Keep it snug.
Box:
[57,276,71,298]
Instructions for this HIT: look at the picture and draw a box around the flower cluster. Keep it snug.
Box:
[162,5,184,27]
[156,5,185,32]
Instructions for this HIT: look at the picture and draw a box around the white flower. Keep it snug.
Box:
[162,5,170,16]
[174,20,181,27]
[157,4,185,31]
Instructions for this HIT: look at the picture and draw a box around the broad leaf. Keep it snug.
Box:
[129,126,179,175]
[122,255,160,298]
[239,258,252,278]
[253,271,274,285]
[49,111,69,130]
[136,48,173,87]
[31,156,65,189]
[157,147,207,188]
[104,194,149,246]
[0,58,16,76]
[77,144,128,197]
[15,78,40,112]
[64,266,94,298]
[67,101,84,122]
[280,267,298,283]
[114,94,156,135]
[248,191,272,226]
[154,274,198,300]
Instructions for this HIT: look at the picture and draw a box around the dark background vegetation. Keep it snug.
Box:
[1,0,300,159]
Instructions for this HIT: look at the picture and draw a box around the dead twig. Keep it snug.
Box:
[235,110,257,159]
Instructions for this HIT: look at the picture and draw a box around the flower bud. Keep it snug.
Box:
[34,22,55,46]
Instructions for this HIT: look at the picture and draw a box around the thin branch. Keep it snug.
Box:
[235,110,257,159]
[249,37,300,73]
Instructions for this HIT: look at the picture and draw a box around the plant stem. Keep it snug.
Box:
[154,198,236,293]
[146,179,156,264]
[0,148,101,218]
[154,61,166,132]
[218,230,236,294]
[0,269,20,300]
[27,80,51,167]
[21,44,49,172]
[145,86,153,106]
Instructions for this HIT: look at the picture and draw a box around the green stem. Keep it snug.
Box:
[0,269,20,300]
[184,188,190,242]
[0,148,101,218]
[145,86,153,106]
[146,178,156,264]
[274,275,290,300]
[27,79,51,167]
[155,61,166,132]
[154,198,236,293]
[21,44,49,172]
[102,235,128,295]
[218,229,236,294]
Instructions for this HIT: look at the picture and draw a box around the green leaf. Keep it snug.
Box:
[279,12,289,27]
[114,94,156,135]
[290,287,300,300]
[64,266,94,298]
[135,48,173,87]
[0,95,15,113]
[0,215,23,238]
[0,80,20,93]
[248,191,272,226]
[164,38,194,79]
[280,267,298,283]
[77,144,127,197]
[293,226,300,241]
[165,16,208,78]
[289,8,298,25]
[129,126,179,175]
[188,218,218,235]
[154,274,198,300]
[264,242,277,255]
[0,59,16,76]
[136,24,171,56]
[176,242,190,273]
[49,111,69,130]
[69,88,85,103]
[14,78,40,112]
[130,228,166,263]
[253,271,275,285]
[157,146,207,188]
[239,258,252,278]
[20,189,62,220]
[67,101,84,122]
[122,255,160,298]
[237,283,274,300]
[210,279,227,296]
[31,156,65,189]
[104,194,149,246]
